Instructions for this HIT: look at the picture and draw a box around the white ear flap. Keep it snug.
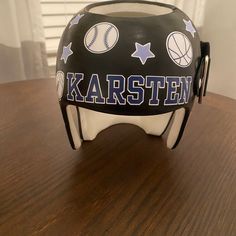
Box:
[64,105,188,150]
[79,107,173,140]
[66,105,82,149]
[79,107,123,140]
[167,108,186,149]
[139,112,173,136]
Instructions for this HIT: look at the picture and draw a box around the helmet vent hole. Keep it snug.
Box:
[88,2,173,17]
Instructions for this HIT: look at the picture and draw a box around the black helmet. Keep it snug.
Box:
[56,0,211,150]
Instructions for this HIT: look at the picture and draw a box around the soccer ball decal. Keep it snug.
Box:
[56,71,64,99]
[166,31,193,68]
[84,22,119,54]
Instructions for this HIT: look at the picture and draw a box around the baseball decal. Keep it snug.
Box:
[56,71,65,100]
[84,22,119,54]
[166,31,193,68]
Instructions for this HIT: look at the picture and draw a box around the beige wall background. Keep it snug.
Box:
[201,0,236,99]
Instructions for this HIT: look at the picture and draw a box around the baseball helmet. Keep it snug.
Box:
[56,0,211,150]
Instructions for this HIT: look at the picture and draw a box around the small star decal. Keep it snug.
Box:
[69,14,84,28]
[183,19,196,38]
[131,42,155,65]
[61,42,73,64]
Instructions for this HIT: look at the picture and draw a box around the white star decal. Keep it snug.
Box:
[131,42,155,65]
[183,19,196,38]
[61,42,73,64]
[69,14,84,28]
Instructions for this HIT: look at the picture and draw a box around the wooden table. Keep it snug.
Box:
[0,79,236,236]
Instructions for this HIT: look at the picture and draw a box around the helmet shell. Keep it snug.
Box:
[56,0,202,116]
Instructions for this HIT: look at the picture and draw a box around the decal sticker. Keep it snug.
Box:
[84,22,119,54]
[131,42,155,65]
[183,19,196,38]
[69,14,84,28]
[66,73,192,106]
[61,42,73,64]
[166,31,193,68]
[56,71,65,100]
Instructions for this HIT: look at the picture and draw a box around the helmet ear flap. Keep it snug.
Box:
[163,108,191,149]
[60,104,82,150]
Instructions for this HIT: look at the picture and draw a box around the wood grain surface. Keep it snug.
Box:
[0,79,236,236]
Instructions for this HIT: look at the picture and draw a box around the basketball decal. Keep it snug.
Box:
[166,31,193,68]
[56,71,64,100]
[84,22,119,54]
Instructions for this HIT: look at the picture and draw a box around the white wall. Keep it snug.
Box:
[201,0,236,99]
